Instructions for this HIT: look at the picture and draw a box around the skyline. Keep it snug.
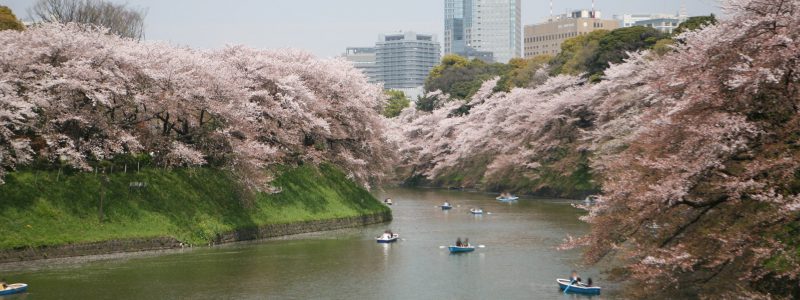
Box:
[2,0,722,58]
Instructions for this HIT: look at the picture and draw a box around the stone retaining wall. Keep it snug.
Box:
[0,211,392,263]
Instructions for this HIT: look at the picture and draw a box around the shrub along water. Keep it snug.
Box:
[0,164,388,250]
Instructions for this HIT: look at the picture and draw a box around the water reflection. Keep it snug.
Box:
[3,188,610,299]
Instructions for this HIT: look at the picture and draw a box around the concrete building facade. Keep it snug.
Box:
[615,13,688,34]
[634,18,683,34]
[445,0,521,63]
[343,32,440,95]
[523,10,619,57]
[615,13,677,28]
[375,32,441,90]
[342,47,379,84]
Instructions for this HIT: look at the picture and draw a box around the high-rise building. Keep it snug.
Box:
[375,32,441,91]
[523,10,619,57]
[445,0,521,63]
[343,32,440,97]
[342,47,379,84]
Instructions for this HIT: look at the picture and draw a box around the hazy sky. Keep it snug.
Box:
[2,0,722,58]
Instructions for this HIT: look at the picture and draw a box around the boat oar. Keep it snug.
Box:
[563,279,575,294]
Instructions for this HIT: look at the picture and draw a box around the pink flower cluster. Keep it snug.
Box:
[0,23,393,189]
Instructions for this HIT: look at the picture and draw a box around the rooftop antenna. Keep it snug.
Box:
[549,0,553,19]
[591,0,596,18]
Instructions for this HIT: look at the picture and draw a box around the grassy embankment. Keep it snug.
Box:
[0,164,389,250]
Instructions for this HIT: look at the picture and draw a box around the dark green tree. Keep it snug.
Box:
[383,90,410,118]
[496,55,553,91]
[587,26,667,77]
[425,55,513,99]
[0,6,25,31]
[549,27,666,80]
[673,14,717,36]
[415,94,438,112]
[549,30,609,76]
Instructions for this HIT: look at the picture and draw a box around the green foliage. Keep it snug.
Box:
[550,27,667,78]
[652,38,676,56]
[550,30,610,76]
[424,54,556,102]
[414,94,437,112]
[588,26,667,76]
[382,90,410,118]
[0,164,388,249]
[424,55,514,99]
[674,15,717,36]
[428,54,470,80]
[0,6,25,31]
[495,55,553,91]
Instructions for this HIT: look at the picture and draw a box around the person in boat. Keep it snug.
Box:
[464,238,470,247]
[456,237,462,247]
[586,278,593,287]
[0,278,7,290]
[570,271,582,284]
[444,201,450,207]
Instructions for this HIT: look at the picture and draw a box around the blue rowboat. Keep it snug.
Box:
[376,234,399,243]
[0,283,28,296]
[448,245,475,253]
[496,196,519,202]
[557,279,601,295]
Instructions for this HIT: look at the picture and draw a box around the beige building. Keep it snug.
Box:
[524,10,619,57]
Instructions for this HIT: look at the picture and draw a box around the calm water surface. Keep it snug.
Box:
[1,188,614,299]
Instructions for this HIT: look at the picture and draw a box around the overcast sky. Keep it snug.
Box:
[2,0,722,58]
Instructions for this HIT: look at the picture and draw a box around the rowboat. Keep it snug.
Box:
[441,203,453,210]
[384,198,393,205]
[469,208,483,214]
[376,233,399,243]
[556,279,601,295]
[496,196,519,202]
[0,283,28,296]
[448,245,475,253]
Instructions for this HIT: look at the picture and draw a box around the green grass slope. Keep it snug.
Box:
[0,164,388,250]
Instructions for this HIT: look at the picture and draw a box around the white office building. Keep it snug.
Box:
[342,47,379,84]
[615,12,688,33]
[445,0,521,63]
[343,32,440,95]
[634,18,683,34]
[376,32,441,90]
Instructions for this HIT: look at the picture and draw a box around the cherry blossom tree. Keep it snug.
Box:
[392,0,799,296]
[0,23,393,191]
[572,0,800,297]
